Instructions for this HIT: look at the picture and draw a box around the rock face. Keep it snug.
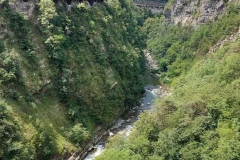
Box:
[9,0,38,19]
[143,50,158,71]
[133,0,167,14]
[164,0,226,26]
[8,0,103,20]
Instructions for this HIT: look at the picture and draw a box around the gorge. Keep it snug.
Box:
[1,0,240,160]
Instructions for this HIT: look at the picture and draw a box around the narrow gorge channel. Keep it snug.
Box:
[80,50,169,160]
[83,84,167,160]
[82,48,168,159]
[2,1,239,159]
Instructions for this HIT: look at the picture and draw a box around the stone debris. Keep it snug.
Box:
[81,85,171,160]
[126,119,131,123]
[109,132,114,136]
[111,119,125,130]
[143,50,158,71]
[209,26,240,52]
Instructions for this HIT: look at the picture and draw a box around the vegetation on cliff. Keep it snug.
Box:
[98,2,240,160]
[0,0,146,158]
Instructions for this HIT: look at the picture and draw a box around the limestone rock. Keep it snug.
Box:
[164,0,226,27]
[9,0,38,19]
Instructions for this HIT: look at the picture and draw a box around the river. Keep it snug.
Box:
[83,84,167,160]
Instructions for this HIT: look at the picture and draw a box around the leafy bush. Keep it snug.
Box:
[99,2,240,160]
[67,123,89,146]
[0,0,147,158]
[0,50,18,84]
[0,102,35,160]
[143,8,240,81]
[34,129,57,160]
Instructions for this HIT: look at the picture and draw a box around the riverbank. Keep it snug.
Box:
[82,84,169,160]
[67,50,164,160]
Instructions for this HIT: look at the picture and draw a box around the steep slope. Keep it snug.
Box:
[0,0,146,159]
[97,1,240,159]
[144,0,240,81]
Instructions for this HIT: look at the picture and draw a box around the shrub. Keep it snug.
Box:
[67,123,89,146]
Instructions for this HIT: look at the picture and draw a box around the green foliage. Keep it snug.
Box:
[36,0,146,127]
[100,2,240,160]
[0,39,4,53]
[8,13,32,51]
[96,148,142,160]
[134,112,159,142]
[0,50,19,84]
[143,8,240,81]
[67,123,89,146]
[101,39,240,158]
[0,102,35,160]
[34,127,57,160]
[1,3,36,62]
[0,0,147,158]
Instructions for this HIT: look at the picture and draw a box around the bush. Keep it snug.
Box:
[34,129,57,160]
[0,50,18,84]
[0,102,35,160]
[67,123,89,146]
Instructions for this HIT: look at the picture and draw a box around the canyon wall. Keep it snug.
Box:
[164,0,226,26]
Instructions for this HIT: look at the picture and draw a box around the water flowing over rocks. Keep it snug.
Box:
[80,85,169,160]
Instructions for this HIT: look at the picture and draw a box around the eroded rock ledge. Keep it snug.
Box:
[164,0,226,26]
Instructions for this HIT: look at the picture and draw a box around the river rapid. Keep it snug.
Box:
[83,84,168,160]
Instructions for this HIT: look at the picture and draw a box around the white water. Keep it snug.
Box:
[83,85,163,160]
[84,145,105,160]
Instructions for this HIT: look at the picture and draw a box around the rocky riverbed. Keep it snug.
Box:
[83,84,169,160]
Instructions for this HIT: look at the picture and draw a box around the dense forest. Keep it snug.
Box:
[97,0,240,160]
[0,0,147,159]
[1,0,240,159]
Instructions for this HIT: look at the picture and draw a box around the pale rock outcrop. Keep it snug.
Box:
[164,0,226,26]
[9,0,38,19]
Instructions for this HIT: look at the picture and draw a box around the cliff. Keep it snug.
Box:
[133,0,167,14]
[133,0,233,26]
[164,0,227,26]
